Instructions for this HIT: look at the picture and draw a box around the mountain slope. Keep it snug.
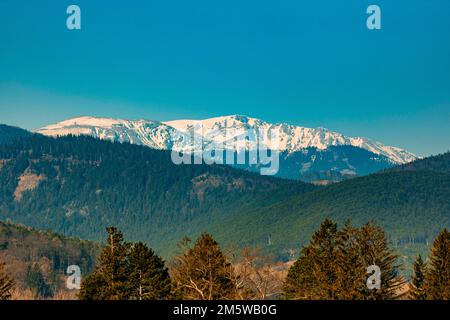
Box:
[0,220,99,296]
[205,154,450,269]
[0,124,32,144]
[210,170,449,250]
[0,134,315,257]
[36,116,191,151]
[386,152,450,174]
[37,115,417,182]
[234,145,394,183]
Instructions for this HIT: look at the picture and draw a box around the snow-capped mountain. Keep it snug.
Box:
[37,116,194,152]
[164,115,416,164]
[36,115,417,182]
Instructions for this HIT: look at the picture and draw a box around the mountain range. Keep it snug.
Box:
[36,115,417,183]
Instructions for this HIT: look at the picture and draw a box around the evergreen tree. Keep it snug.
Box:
[409,255,427,300]
[282,246,316,300]
[77,272,109,300]
[333,222,366,299]
[283,219,338,299]
[127,242,173,300]
[283,219,403,300]
[354,223,403,300]
[79,227,173,300]
[0,261,14,300]
[424,229,450,300]
[79,227,130,300]
[171,233,235,300]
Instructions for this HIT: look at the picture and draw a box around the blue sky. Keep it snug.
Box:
[0,0,449,156]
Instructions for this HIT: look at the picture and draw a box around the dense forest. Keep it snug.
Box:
[386,151,450,174]
[185,153,450,270]
[0,134,314,258]
[208,166,450,268]
[0,125,32,144]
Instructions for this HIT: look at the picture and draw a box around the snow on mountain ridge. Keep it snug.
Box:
[36,115,417,164]
[37,116,187,150]
[165,115,416,163]
[41,116,130,130]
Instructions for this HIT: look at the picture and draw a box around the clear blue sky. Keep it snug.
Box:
[0,0,449,156]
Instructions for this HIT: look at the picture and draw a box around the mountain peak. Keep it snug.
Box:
[164,114,265,129]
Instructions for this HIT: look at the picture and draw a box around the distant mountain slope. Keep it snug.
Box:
[387,152,450,174]
[36,115,417,182]
[209,170,450,251]
[205,154,450,269]
[0,124,32,144]
[0,134,315,258]
[0,221,98,295]
[234,145,394,183]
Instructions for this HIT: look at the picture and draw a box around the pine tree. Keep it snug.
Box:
[79,227,174,300]
[409,255,427,300]
[79,227,130,300]
[77,272,109,300]
[425,229,450,300]
[283,219,403,300]
[283,219,338,299]
[171,233,235,300]
[354,223,404,300]
[333,221,366,299]
[0,261,14,300]
[282,246,316,300]
[127,242,173,300]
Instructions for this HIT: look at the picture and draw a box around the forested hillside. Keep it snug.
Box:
[211,172,450,264]
[387,152,450,174]
[0,124,32,144]
[0,221,98,298]
[0,134,314,257]
[206,156,450,269]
